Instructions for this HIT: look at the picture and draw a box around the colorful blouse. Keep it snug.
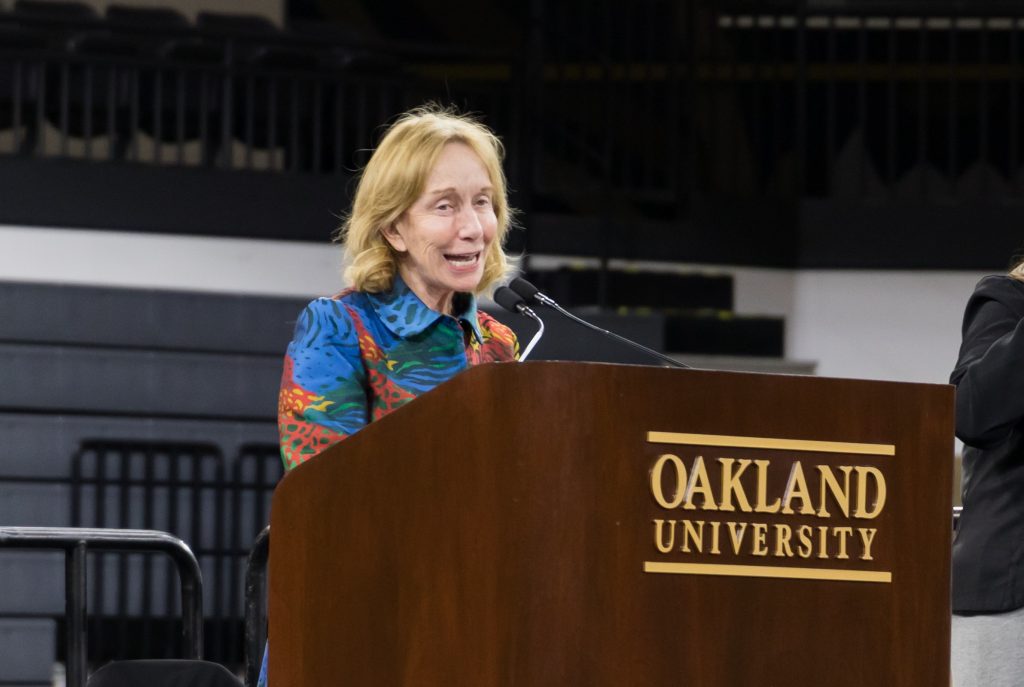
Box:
[277,276,518,470]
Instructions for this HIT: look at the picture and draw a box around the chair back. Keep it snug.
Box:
[88,659,242,687]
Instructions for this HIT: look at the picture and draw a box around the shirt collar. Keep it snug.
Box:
[367,274,483,343]
[456,292,484,343]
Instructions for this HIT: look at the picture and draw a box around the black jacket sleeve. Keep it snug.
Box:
[950,276,1024,446]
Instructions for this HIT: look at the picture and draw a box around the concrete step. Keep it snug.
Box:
[0,618,56,684]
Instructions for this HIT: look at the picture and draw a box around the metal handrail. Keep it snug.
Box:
[243,526,269,687]
[0,526,203,687]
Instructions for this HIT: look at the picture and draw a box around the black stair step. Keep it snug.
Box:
[524,267,733,311]
[664,313,784,358]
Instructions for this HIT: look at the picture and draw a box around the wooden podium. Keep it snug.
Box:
[269,362,953,686]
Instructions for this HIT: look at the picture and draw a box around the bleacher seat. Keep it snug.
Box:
[39,31,144,159]
[68,30,144,59]
[0,24,47,154]
[0,23,48,55]
[195,11,280,37]
[135,37,226,165]
[287,17,366,46]
[105,5,191,32]
[88,660,243,687]
[329,46,402,75]
[13,0,100,25]
[0,618,55,685]
[230,43,324,170]
[159,36,225,66]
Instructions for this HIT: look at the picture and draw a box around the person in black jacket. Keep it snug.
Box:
[949,265,1024,685]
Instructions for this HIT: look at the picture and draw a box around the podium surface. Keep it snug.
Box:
[269,362,953,686]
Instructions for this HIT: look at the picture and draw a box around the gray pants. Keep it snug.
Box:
[952,605,1024,687]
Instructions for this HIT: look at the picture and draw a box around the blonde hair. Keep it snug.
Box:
[340,105,516,294]
[1011,258,1024,282]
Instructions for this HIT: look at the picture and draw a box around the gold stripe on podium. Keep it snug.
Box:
[643,561,892,583]
[646,432,895,456]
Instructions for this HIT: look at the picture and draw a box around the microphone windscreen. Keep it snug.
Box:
[494,286,526,313]
[509,277,541,302]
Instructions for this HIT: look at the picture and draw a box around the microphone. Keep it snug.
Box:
[493,286,545,362]
[508,277,691,369]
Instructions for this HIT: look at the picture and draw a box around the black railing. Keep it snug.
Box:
[243,526,269,687]
[0,439,283,674]
[68,440,282,668]
[5,3,1022,218]
[0,526,202,687]
[225,444,281,665]
[70,441,226,663]
[0,5,517,174]
[703,1,1024,202]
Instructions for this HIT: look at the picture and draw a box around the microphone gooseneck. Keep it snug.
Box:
[507,277,691,370]
[493,286,545,362]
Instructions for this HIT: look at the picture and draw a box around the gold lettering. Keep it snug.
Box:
[854,466,887,519]
[681,520,705,553]
[653,519,676,553]
[782,462,815,515]
[773,524,794,557]
[858,528,878,561]
[751,523,768,556]
[650,447,888,569]
[754,459,781,513]
[717,458,753,512]
[797,525,814,558]
[817,526,829,559]
[684,456,718,510]
[816,465,853,518]
[651,454,686,509]
[833,526,853,559]
[709,520,721,554]
[727,521,748,553]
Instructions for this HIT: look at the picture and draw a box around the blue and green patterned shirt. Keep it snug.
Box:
[277,275,518,470]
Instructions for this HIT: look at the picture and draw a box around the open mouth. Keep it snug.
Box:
[444,251,481,267]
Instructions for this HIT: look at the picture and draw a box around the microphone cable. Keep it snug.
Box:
[507,277,690,369]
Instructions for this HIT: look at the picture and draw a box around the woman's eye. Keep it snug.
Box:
[475,197,492,207]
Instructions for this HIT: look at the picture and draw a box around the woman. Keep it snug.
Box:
[259,106,519,687]
[949,259,1024,685]
[278,105,519,470]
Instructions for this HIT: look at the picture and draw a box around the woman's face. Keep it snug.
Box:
[385,142,497,314]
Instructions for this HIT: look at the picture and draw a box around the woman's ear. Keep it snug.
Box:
[381,221,407,253]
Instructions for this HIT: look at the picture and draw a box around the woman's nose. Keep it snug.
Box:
[458,204,483,238]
